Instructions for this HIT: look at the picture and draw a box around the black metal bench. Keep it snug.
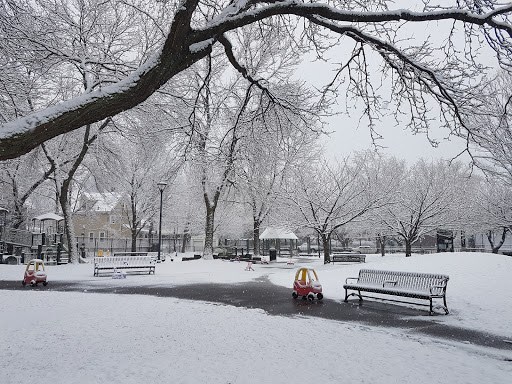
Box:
[331,253,366,263]
[343,269,449,315]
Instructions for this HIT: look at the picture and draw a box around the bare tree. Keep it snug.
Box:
[236,83,322,257]
[42,120,111,263]
[466,176,512,253]
[96,130,182,253]
[0,151,55,229]
[379,159,468,257]
[1,1,511,160]
[463,71,512,183]
[287,152,395,263]
[348,155,407,256]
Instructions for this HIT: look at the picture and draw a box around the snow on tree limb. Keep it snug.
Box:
[1,1,512,160]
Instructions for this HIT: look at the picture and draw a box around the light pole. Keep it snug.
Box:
[157,182,168,262]
[0,207,8,260]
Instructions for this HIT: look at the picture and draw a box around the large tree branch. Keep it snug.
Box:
[0,0,208,160]
[1,1,511,160]
[200,2,512,37]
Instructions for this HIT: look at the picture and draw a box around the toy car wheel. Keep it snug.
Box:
[317,293,323,300]
[292,292,298,299]
[307,294,314,301]
[22,281,26,286]
[43,282,48,286]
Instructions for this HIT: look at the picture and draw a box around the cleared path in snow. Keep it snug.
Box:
[1,277,511,354]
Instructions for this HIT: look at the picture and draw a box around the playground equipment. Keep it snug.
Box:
[22,259,48,286]
[0,212,69,265]
[292,267,323,301]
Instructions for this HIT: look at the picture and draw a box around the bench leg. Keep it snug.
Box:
[344,290,363,302]
[443,296,449,315]
[429,297,449,315]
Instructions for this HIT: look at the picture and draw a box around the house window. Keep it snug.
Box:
[110,215,116,224]
[89,232,94,241]
[99,232,105,241]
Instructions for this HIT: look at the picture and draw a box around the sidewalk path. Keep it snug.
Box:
[1,277,511,354]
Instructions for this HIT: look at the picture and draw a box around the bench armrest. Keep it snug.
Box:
[383,280,397,287]
[430,279,448,294]
[345,277,359,284]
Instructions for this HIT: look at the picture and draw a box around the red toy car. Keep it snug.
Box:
[292,267,323,301]
[22,259,48,287]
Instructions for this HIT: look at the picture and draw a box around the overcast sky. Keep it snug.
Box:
[318,112,470,164]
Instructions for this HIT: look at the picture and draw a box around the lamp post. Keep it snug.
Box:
[157,182,168,262]
[0,207,8,260]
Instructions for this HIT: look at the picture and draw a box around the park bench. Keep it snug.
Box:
[331,253,366,263]
[343,269,449,315]
[93,255,155,277]
[114,251,167,263]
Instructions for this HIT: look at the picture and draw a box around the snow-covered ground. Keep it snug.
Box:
[1,252,511,383]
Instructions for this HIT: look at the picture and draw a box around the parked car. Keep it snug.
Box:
[298,242,317,253]
[355,245,373,254]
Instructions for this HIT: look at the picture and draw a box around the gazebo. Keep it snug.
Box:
[32,213,64,245]
[259,227,299,260]
[32,212,64,231]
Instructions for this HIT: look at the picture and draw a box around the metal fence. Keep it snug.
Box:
[76,236,196,257]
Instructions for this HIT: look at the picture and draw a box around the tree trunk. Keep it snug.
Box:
[405,240,412,257]
[253,219,261,257]
[203,206,215,260]
[378,234,386,256]
[487,228,508,254]
[130,194,137,252]
[181,225,190,253]
[131,228,137,253]
[60,193,78,263]
[321,233,331,264]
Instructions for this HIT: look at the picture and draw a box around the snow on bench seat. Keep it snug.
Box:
[343,269,449,315]
[93,256,155,277]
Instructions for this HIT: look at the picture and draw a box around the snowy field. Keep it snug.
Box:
[1,252,511,383]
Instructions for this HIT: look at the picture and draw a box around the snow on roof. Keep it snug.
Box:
[83,192,123,212]
[259,227,298,240]
[33,213,64,221]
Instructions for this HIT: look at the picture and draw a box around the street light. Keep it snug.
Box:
[0,207,8,261]
[157,181,168,262]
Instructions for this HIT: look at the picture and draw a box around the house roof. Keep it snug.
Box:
[259,227,298,240]
[83,192,123,212]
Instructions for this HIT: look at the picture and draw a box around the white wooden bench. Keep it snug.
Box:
[94,256,155,277]
[331,253,366,263]
[343,269,449,315]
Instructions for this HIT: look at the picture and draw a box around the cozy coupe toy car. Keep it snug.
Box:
[22,259,48,287]
[292,267,323,301]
